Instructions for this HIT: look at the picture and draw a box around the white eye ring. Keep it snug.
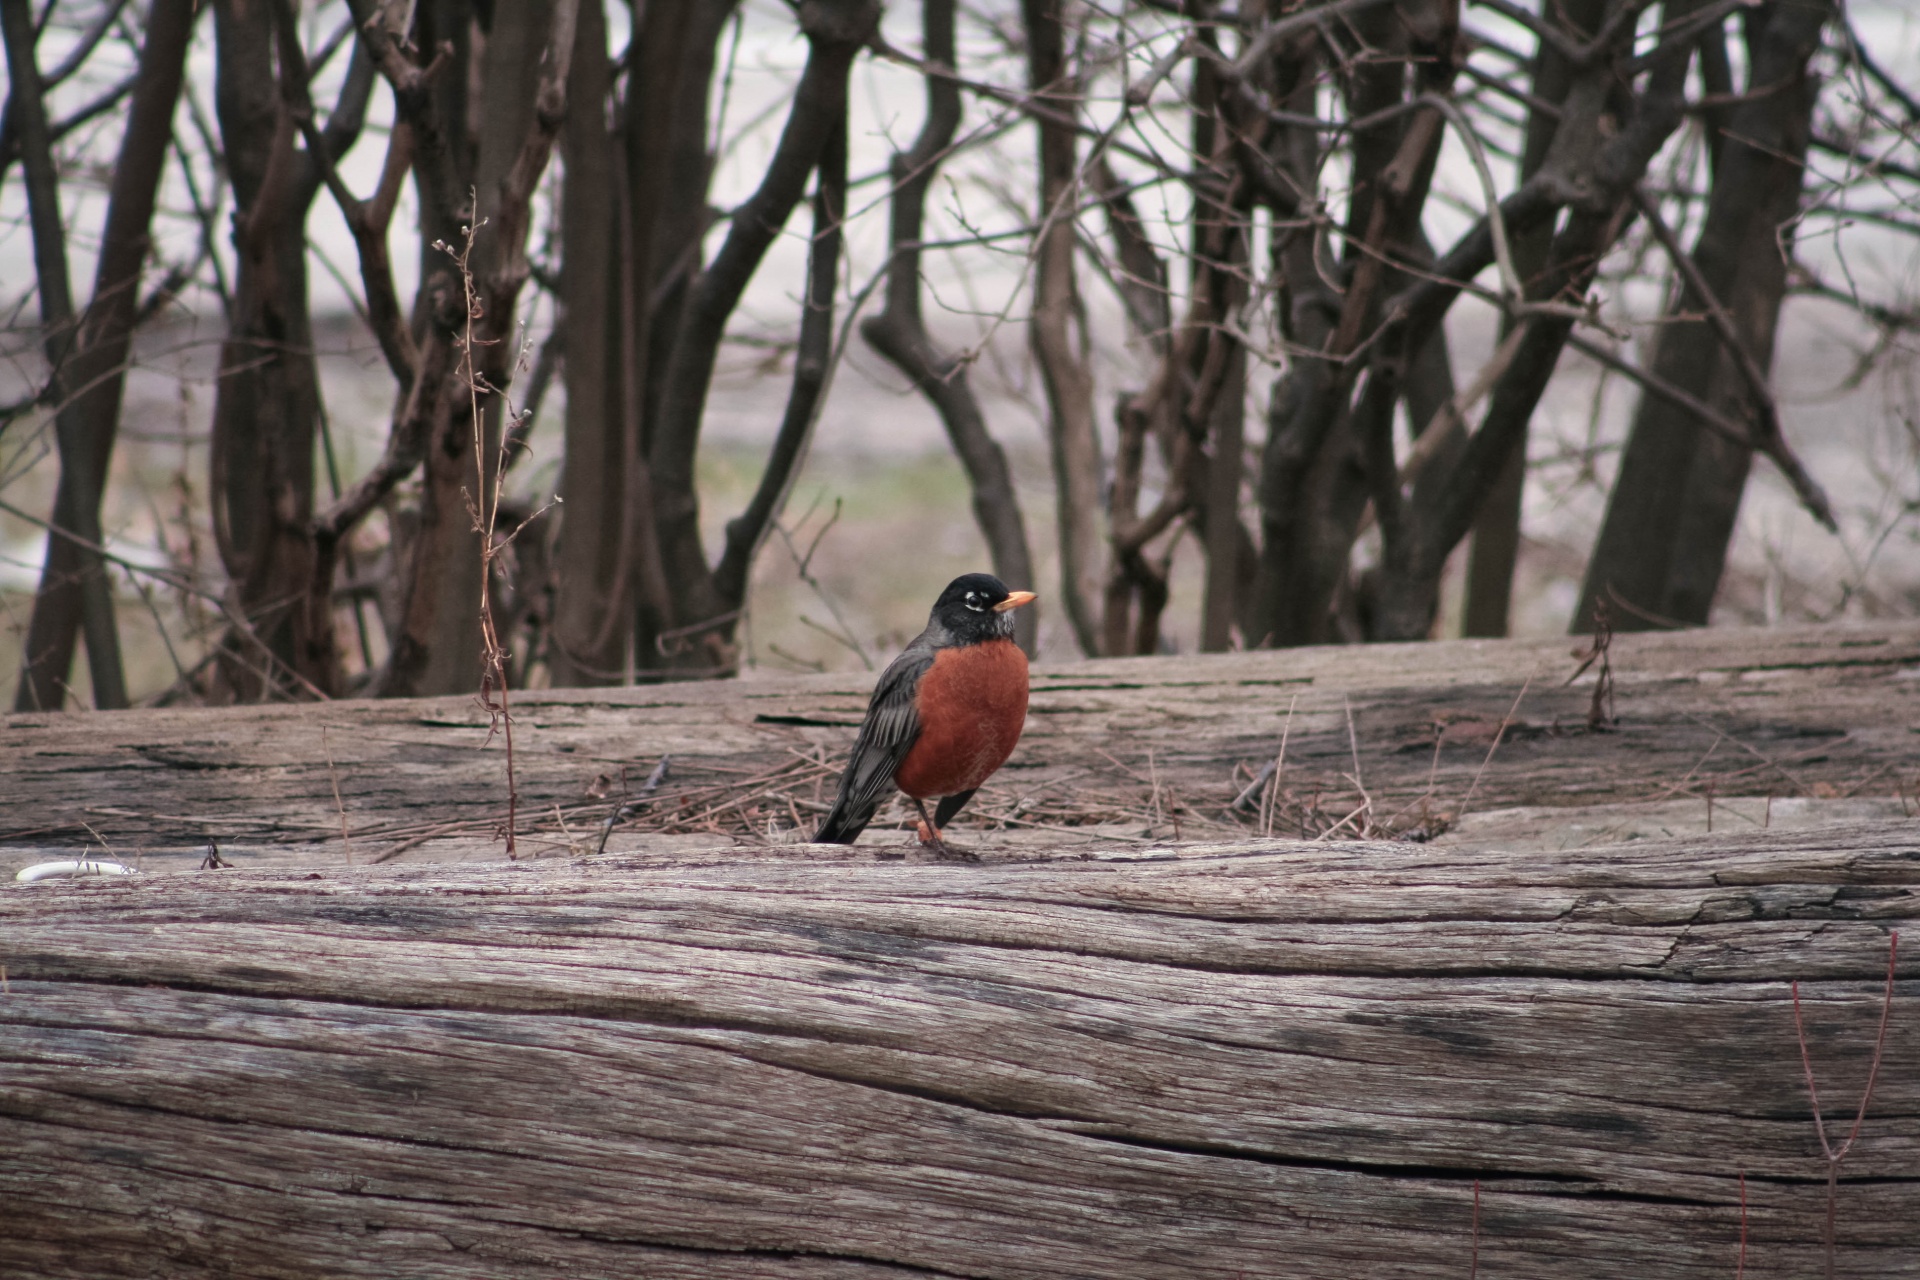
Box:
[965,592,985,612]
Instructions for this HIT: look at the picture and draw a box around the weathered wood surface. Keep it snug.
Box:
[3,623,1918,868]
[3,825,1917,1277]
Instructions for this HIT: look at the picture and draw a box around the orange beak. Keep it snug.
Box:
[993,590,1038,613]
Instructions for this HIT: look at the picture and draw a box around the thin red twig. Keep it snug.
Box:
[1734,1170,1746,1280]
[1469,1178,1480,1279]
[1790,929,1900,1280]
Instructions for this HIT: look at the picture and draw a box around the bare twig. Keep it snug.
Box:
[1629,186,1837,532]
[596,755,673,855]
[322,725,354,866]
[1735,1169,1746,1280]
[1791,930,1900,1280]
[1458,675,1533,820]
[1565,603,1616,731]
[1469,1178,1480,1279]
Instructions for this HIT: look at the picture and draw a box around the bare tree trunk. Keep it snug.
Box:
[207,3,374,701]
[1092,161,1175,656]
[1246,36,1335,650]
[1,0,120,711]
[549,0,626,686]
[643,0,879,673]
[1460,0,1608,638]
[1250,3,1412,648]
[1023,0,1103,657]
[8,0,195,711]
[1573,0,1833,633]
[860,0,1036,654]
[328,0,576,698]
[554,0,736,683]
[207,0,303,698]
[1177,16,1253,655]
[613,0,739,677]
[714,122,847,617]
[1199,342,1247,651]
[366,0,481,697]
[635,0,737,459]
[1357,0,1706,642]
[372,0,578,697]
[387,1,551,697]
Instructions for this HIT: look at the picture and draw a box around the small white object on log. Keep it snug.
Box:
[14,859,134,883]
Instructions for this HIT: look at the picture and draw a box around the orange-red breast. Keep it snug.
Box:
[814,573,1037,853]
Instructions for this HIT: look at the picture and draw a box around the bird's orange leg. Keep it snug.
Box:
[912,798,975,861]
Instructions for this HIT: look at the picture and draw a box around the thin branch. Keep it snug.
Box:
[1629,185,1838,532]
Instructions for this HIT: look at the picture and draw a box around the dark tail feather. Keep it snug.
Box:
[813,798,875,844]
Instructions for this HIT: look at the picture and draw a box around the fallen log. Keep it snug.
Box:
[3,622,1917,868]
[2,824,1916,1277]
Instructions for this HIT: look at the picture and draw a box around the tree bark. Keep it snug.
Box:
[1023,0,1104,657]
[561,0,737,681]
[374,0,579,697]
[643,0,879,674]
[5,820,1917,1277]
[1093,160,1177,656]
[1574,0,1834,634]
[207,3,375,701]
[1460,0,1609,639]
[714,122,849,618]
[0,0,124,711]
[549,0,627,686]
[1188,20,1253,654]
[384,1,560,697]
[860,0,1037,654]
[8,0,197,711]
[1361,0,1706,642]
[1252,1,1418,648]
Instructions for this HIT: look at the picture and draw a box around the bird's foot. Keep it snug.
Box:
[914,819,978,862]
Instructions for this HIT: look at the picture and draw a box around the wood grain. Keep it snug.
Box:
[3,824,1916,1277]
[3,622,1917,868]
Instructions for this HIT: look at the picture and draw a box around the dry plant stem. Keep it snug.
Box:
[1675,709,1808,796]
[1736,1170,1746,1280]
[1231,698,1296,833]
[1458,675,1532,820]
[1343,695,1372,818]
[1147,748,1162,834]
[1230,759,1276,811]
[597,755,672,856]
[443,215,519,860]
[1565,606,1616,730]
[322,725,354,866]
[1791,929,1900,1280]
[370,822,465,865]
[1647,734,1725,804]
[1469,1178,1480,1280]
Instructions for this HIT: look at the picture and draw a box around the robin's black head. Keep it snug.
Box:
[928,573,1038,645]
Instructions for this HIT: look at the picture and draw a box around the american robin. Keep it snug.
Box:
[814,573,1038,856]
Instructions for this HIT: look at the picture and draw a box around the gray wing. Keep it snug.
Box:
[813,644,934,843]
